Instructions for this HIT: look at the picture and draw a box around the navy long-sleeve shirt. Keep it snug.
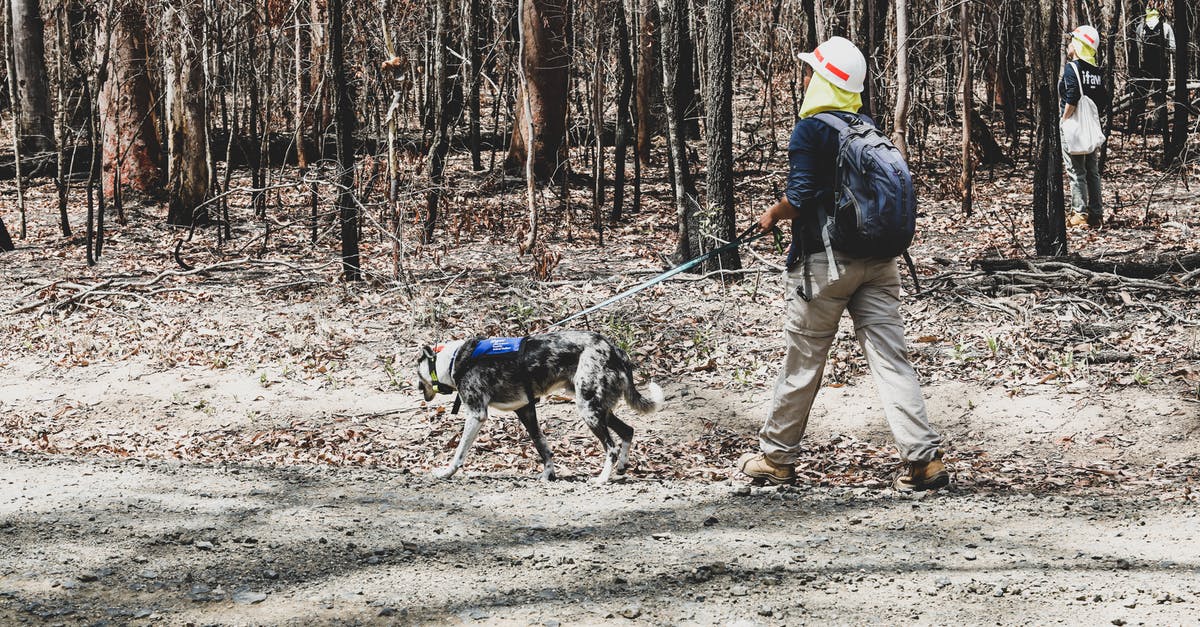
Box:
[784,111,875,268]
[1059,59,1109,115]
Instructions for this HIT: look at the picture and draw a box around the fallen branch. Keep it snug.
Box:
[6,258,336,315]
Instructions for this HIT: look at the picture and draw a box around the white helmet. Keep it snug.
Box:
[798,36,867,93]
[1071,25,1100,49]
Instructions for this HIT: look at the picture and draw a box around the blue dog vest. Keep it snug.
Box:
[469,337,525,359]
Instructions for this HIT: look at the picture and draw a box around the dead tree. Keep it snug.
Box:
[658,0,699,263]
[464,0,483,171]
[1166,0,1191,165]
[635,0,659,165]
[610,0,635,221]
[424,0,451,243]
[1027,0,1067,255]
[960,0,972,216]
[591,0,605,243]
[504,0,570,180]
[0,214,13,251]
[9,0,55,154]
[704,0,739,271]
[164,1,210,226]
[98,0,162,200]
[330,0,360,279]
[892,0,910,158]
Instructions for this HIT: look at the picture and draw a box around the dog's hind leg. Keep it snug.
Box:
[607,412,634,475]
[432,409,486,479]
[516,404,556,480]
[580,399,618,483]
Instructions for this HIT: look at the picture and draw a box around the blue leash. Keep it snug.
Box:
[547,224,777,329]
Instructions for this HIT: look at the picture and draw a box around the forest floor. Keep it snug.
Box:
[1,125,1199,625]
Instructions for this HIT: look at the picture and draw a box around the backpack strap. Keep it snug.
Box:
[811,112,857,284]
[901,251,922,297]
[815,204,841,283]
[812,111,858,133]
[1069,59,1083,87]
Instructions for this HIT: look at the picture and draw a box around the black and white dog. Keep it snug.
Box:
[417,330,663,482]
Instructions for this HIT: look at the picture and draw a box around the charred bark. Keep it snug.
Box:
[611,0,635,221]
[330,0,360,278]
[703,0,738,271]
[1028,0,1067,256]
[1166,0,1191,165]
[0,214,13,251]
[635,0,659,165]
[425,0,452,243]
[164,1,210,227]
[658,0,698,263]
[9,0,55,154]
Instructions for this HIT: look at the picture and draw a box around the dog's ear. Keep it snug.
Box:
[419,345,435,363]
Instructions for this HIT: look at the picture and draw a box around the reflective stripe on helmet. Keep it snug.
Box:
[814,48,851,82]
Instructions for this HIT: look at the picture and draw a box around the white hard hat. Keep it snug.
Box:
[1071,25,1100,49]
[798,36,867,93]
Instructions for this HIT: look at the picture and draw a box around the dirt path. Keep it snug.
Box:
[2,455,1197,625]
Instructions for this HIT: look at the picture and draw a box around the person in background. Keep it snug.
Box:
[1061,25,1109,229]
[1128,1,1175,135]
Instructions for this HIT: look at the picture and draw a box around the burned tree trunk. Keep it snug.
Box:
[424,0,451,243]
[636,0,659,165]
[98,0,162,200]
[658,0,699,263]
[330,0,360,278]
[9,0,55,154]
[164,1,209,227]
[1027,0,1067,256]
[960,0,972,216]
[704,0,738,271]
[0,214,13,251]
[504,0,570,181]
[611,0,635,221]
[1166,0,1191,165]
[464,0,483,171]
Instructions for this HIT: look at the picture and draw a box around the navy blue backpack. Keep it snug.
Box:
[811,112,920,292]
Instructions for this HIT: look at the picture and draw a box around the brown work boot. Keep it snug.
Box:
[737,453,795,485]
[1068,213,1089,228]
[893,451,950,492]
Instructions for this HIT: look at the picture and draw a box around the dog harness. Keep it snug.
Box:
[443,337,536,415]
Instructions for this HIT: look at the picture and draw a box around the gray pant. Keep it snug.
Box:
[760,253,943,465]
[1064,148,1101,219]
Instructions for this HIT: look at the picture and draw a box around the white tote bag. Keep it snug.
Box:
[1061,62,1106,155]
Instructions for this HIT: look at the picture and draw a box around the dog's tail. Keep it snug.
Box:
[624,368,664,414]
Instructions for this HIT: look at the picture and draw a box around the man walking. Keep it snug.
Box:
[737,37,948,492]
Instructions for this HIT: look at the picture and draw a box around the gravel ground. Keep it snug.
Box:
[2,454,1197,626]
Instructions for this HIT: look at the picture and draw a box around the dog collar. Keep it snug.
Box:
[429,345,457,395]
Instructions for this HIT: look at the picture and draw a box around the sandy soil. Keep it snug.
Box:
[2,455,1198,625]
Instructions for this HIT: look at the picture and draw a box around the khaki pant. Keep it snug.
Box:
[760,253,943,464]
[1063,145,1102,220]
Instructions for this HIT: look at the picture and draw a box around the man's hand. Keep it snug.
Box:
[758,197,798,233]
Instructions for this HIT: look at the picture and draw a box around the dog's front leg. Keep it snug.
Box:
[433,409,486,479]
[515,404,555,480]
